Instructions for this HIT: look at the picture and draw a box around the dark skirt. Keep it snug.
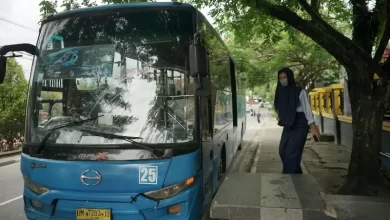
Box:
[279,112,309,174]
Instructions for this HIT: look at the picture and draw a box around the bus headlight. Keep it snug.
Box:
[143,177,195,200]
[23,176,49,195]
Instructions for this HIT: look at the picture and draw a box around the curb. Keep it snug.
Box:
[0,149,22,158]
[232,127,263,173]
[0,158,21,167]
[319,191,338,219]
[250,118,269,173]
[301,161,309,174]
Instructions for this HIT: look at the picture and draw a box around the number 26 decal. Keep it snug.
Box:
[139,166,158,184]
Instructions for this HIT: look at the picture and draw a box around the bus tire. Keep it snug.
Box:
[218,145,226,181]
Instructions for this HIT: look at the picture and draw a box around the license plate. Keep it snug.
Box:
[76,208,111,220]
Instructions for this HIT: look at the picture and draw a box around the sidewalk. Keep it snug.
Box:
[210,119,390,220]
[303,141,350,194]
[250,119,308,174]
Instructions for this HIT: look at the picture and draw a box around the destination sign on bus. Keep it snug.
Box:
[39,44,115,79]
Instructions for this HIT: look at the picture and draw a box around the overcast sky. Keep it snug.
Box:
[0,0,213,80]
[0,0,41,78]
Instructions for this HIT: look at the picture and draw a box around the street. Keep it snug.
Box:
[0,106,269,220]
[0,161,25,220]
[1,0,390,218]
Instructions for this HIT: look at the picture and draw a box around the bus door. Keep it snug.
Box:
[200,95,214,210]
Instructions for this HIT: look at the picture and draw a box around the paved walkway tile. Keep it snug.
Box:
[290,174,325,210]
[256,162,282,173]
[261,174,301,209]
[210,173,330,220]
[212,173,262,208]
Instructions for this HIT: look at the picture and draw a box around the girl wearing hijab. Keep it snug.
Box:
[274,67,320,174]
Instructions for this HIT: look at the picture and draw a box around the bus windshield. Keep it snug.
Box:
[26,9,196,146]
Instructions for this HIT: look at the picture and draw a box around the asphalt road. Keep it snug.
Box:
[0,161,25,220]
[0,106,269,220]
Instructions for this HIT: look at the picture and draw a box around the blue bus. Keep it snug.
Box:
[0,2,246,219]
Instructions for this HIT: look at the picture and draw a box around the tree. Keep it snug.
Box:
[0,58,28,136]
[227,31,340,91]
[189,0,390,195]
[39,0,390,194]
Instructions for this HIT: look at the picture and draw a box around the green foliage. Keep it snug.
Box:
[187,0,352,44]
[39,0,58,22]
[253,82,277,102]
[0,58,28,124]
[227,30,339,93]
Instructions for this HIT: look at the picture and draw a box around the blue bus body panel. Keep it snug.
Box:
[21,149,202,220]
[164,152,200,187]
[22,158,171,194]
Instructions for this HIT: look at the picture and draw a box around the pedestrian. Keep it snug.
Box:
[257,111,261,123]
[274,67,320,174]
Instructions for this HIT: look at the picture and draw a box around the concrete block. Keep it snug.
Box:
[260,174,301,209]
[290,175,325,210]
[213,173,262,207]
[302,210,336,220]
[260,207,302,220]
[319,134,335,142]
[229,207,260,220]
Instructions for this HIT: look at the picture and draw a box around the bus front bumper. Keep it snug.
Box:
[23,179,202,220]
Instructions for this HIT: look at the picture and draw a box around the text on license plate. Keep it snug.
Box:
[76,208,111,220]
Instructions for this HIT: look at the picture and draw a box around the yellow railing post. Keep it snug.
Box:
[317,89,323,113]
[329,84,343,115]
[309,91,316,110]
[323,88,332,113]
[309,90,320,113]
[312,88,330,113]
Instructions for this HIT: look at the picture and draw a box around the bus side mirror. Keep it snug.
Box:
[0,56,7,83]
[0,43,38,84]
[189,44,207,78]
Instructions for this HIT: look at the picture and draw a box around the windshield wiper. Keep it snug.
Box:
[80,129,164,158]
[35,115,103,154]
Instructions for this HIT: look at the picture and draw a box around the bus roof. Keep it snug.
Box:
[42,2,196,24]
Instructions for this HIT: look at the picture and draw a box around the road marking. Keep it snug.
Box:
[0,195,23,207]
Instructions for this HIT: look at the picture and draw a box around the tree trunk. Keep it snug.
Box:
[339,69,387,195]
